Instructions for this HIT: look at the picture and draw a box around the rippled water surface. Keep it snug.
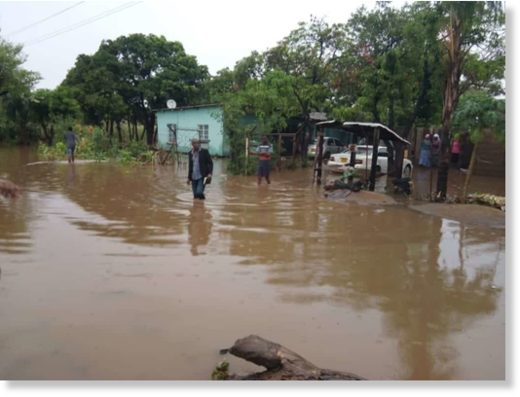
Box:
[0,147,505,380]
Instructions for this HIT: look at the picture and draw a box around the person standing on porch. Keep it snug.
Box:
[419,133,432,167]
[187,138,213,200]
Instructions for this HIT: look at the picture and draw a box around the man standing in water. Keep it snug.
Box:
[255,135,273,185]
[64,126,76,163]
[187,138,213,200]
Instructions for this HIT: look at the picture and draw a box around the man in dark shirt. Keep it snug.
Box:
[187,138,213,200]
[64,127,76,163]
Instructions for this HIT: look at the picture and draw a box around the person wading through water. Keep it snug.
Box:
[187,138,213,200]
[64,126,76,163]
[253,135,273,185]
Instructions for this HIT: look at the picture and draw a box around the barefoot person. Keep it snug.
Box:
[187,138,213,200]
[254,135,273,185]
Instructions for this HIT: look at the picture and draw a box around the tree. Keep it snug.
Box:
[451,90,505,202]
[62,52,127,142]
[344,3,445,176]
[266,16,347,106]
[221,70,301,175]
[0,36,40,143]
[64,34,209,145]
[204,67,237,103]
[346,2,445,133]
[434,1,505,200]
[107,34,209,145]
[29,86,80,145]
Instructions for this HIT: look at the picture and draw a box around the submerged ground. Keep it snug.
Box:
[0,148,505,380]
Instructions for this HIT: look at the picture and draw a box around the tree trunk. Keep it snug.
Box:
[301,127,308,165]
[371,95,380,123]
[394,142,405,179]
[145,111,155,146]
[224,335,365,380]
[461,140,478,203]
[41,123,50,146]
[109,119,114,145]
[436,10,463,200]
[314,130,324,185]
[293,134,298,164]
[277,133,283,171]
[49,125,55,145]
[133,120,138,141]
[368,128,380,191]
[388,96,395,131]
[117,121,123,146]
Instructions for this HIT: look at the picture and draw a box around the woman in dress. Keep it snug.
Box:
[419,133,432,167]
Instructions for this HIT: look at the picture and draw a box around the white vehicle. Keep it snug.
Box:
[328,145,413,178]
[307,137,345,159]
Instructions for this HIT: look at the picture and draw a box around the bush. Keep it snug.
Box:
[36,124,154,164]
[37,141,66,160]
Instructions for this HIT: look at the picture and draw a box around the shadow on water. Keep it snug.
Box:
[0,147,505,380]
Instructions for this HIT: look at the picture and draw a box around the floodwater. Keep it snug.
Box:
[0,147,505,380]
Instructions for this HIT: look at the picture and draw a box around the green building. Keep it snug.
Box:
[156,104,229,156]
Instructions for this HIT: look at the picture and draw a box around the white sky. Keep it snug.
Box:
[0,0,385,89]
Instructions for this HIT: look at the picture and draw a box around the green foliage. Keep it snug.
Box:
[2,2,506,171]
[63,33,209,144]
[29,86,81,145]
[38,141,66,161]
[331,105,372,123]
[452,90,505,144]
[117,149,135,164]
[36,124,154,164]
[211,361,230,380]
[435,1,505,135]
[0,36,40,143]
[345,3,446,130]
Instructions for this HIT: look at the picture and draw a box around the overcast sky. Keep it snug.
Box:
[0,0,389,89]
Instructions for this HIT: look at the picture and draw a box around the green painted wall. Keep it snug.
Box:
[156,105,228,156]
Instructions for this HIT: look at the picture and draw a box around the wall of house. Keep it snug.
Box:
[156,106,227,156]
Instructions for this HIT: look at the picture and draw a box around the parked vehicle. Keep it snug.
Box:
[327,145,413,177]
[307,137,345,159]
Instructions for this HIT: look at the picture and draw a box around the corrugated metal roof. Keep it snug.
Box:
[342,122,410,145]
[315,120,410,145]
[154,103,221,112]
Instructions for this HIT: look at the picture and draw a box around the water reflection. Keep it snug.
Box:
[66,164,76,188]
[215,177,504,379]
[187,201,212,256]
[0,148,505,380]
[0,193,33,256]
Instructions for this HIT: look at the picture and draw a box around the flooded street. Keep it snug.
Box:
[0,147,505,380]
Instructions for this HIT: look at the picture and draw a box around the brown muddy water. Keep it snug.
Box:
[0,147,505,380]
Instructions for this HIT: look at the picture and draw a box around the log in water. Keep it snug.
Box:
[224,335,365,380]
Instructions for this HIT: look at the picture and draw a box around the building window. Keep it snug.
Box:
[198,124,209,141]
